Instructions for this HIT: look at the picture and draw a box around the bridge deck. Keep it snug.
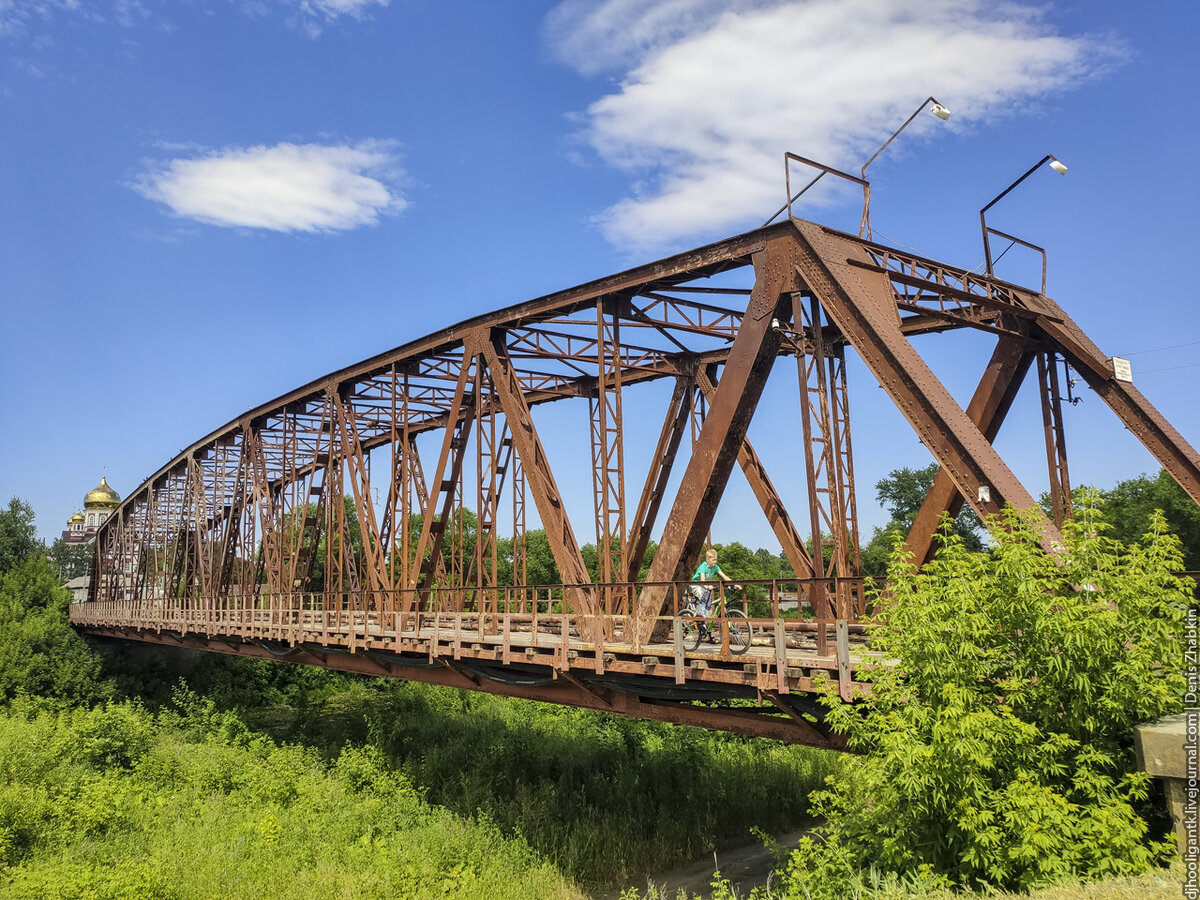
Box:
[72,600,869,747]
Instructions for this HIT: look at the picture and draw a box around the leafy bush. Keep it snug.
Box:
[72,703,154,770]
[784,500,1189,897]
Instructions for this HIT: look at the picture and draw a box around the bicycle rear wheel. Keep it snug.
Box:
[678,605,703,652]
[725,609,752,655]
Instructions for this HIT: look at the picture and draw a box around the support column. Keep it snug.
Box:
[789,220,1059,548]
[478,328,594,614]
[905,336,1033,567]
[636,236,800,644]
[1038,352,1073,529]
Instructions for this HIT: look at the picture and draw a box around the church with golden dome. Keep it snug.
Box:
[61,476,121,544]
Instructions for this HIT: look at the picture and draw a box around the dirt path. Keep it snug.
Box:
[592,826,811,900]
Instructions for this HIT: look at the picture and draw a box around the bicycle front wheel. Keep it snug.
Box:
[678,605,703,653]
[725,609,753,655]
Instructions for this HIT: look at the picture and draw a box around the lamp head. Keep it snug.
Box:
[930,102,951,121]
[1049,158,1068,175]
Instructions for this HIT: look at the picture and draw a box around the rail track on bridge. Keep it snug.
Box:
[71,215,1200,748]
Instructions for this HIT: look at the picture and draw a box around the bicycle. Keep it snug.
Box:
[678,588,753,654]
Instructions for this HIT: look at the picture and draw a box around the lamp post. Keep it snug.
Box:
[980,154,1067,286]
[763,96,951,229]
[858,96,950,238]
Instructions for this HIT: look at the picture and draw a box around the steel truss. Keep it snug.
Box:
[79,218,1200,742]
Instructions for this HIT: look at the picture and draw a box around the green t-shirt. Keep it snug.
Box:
[692,560,723,581]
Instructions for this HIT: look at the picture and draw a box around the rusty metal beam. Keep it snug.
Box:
[789,220,1059,545]
[636,237,799,643]
[1037,352,1073,529]
[477,329,594,603]
[904,335,1034,566]
[1032,299,1200,505]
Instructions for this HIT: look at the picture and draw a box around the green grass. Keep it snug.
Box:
[0,697,583,900]
[619,862,1184,899]
[250,679,842,888]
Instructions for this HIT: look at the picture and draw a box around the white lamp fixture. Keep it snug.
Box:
[980,153,1069,281]
[855,96,952,237]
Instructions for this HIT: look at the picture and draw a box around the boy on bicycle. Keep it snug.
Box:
[688,548,739,618]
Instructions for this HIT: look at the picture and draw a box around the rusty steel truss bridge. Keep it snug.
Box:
[71,216,1200,750]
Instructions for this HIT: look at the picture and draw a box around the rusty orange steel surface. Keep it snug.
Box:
[72,218,1200,746]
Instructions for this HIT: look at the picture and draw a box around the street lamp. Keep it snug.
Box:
[763,96,951,229]
[980,154,1067,290]
[858,96,951,238]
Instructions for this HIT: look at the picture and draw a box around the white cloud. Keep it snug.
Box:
[0,0,82,40]
[547,0,1121,251]
[0,0,386,44]
[133,141,408,233]
[544,0,755,76]
[288,0,387,37]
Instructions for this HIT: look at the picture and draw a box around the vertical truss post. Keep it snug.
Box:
[1037,352,1073,529]
[323,452,346,609]
[478,327,594,619]
[289,398,334,600]
[167,472,197,604]
[379,366,413,604]
[474,383,513,624]
[408,351,477,611]
[216,444,251,601]
[795,294,835,622]
[637,237,799,645]
[244,421,282,596]
[827,342,862,615]
[474,367,498,613]
[185,454,213,600]
[333,386,390,603]
[511,451,527,601]
[450,479,465,610]
[626,372,694,582]
[590,299,628,592]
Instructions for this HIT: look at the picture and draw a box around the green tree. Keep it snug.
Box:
[0,552,111,703]
[1102,469,1200,571]
[47,537,94,581]
[784,498,1188,896]
[520,529,561,586]
[861,464,985,577]
[0,498,110,703]
[0,498,40,575]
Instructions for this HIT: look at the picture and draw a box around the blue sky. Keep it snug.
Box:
[1,0,1197,550]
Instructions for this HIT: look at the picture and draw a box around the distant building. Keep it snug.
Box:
[64,576,91,603]
[61,476,120,544]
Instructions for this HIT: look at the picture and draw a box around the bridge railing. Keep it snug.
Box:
[70,576,869,672]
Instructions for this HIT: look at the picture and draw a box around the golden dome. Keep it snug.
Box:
[83,476,120,510]
[68,510,85,524]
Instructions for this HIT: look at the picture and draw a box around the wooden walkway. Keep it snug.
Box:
[72,600,869,747]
